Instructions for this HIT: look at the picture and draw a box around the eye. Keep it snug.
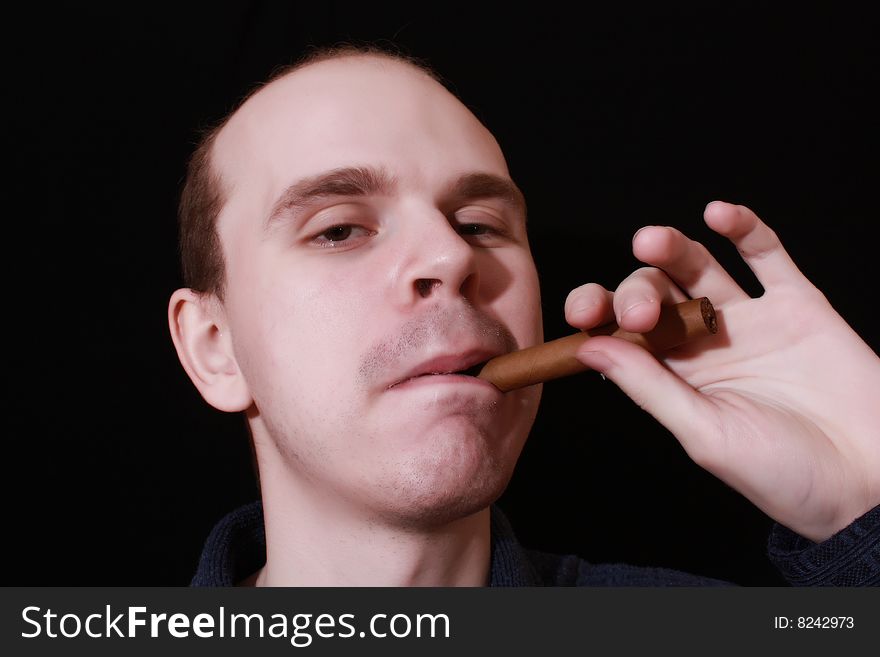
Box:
[458,223,493,237]
[311,224,374,248]
[455,216,510,244]
[324,225,353,241]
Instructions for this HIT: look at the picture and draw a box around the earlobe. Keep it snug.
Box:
[167,288,253,412]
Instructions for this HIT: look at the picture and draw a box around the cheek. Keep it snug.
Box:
[490,256,543,349]
[231,265,375,403]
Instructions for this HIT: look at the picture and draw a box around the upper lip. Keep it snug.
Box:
[386,348,501,389]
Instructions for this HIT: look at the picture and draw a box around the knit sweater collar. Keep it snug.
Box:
[190,501,541,587]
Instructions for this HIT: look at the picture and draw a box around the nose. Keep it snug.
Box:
[393,208,480,306]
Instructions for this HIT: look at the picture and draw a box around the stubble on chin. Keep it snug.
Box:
[363,425,519,532]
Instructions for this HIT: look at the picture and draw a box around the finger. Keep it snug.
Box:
[703,201,805,290]
[575,335,715,463]
[564,283,614,330]
[632,225,751,305]
[612,266,689,333]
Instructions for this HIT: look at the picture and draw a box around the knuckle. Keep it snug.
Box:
[688,240,712,267]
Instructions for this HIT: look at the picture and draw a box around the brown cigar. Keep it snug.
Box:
[477,297,717,392]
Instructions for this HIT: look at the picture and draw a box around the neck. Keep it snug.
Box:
[249,472,491,587]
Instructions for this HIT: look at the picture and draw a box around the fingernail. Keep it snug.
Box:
[632,226,649,244]
[571,303,596,316]
[621,300,650,321]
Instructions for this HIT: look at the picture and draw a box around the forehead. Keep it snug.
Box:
[211,57,511,226]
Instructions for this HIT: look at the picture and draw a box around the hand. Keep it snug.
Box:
[565,201,880,542]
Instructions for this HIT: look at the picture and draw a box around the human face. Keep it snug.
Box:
[212,57,543,527]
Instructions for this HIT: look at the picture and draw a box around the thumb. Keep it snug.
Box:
[576,335,713,459]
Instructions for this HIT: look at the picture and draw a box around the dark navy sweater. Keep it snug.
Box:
[191,501,879,586]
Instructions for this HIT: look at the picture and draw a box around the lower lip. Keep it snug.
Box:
[388,374,498,393]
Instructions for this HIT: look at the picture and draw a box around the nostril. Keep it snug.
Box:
[416,278,441,298]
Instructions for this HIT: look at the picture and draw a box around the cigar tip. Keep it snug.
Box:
[700,297,718,334]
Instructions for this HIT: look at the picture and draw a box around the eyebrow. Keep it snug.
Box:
[443,171,527,220]
[264,165,527,231]
[265,166,396,229]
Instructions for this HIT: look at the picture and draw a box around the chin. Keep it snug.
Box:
[368,420,522,530]
[379,485,504,532]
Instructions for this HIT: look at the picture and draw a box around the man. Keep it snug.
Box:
[168,44,879,586]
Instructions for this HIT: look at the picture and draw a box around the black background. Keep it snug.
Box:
[8,3,877,585]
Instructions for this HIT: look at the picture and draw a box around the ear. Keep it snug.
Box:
[167,288,253,412]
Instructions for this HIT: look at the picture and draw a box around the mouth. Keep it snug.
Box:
[386,353,494,390]
[458,361,488,377]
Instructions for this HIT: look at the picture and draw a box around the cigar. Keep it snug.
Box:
[476,297,717,392]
